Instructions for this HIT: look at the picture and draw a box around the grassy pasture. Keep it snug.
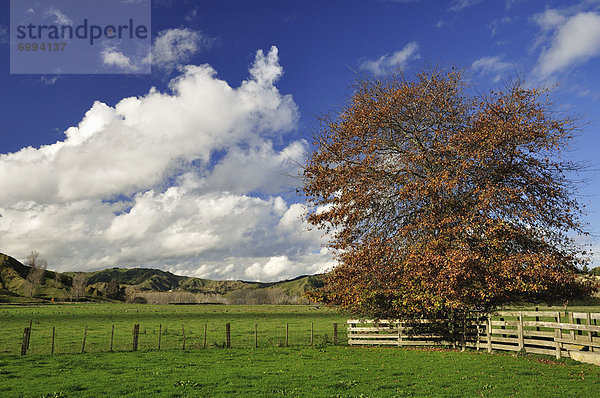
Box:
[1,345,600,397]
[2,304,600,397]
[0,304,349,355]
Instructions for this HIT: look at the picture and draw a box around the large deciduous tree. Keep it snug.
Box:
[303,68,593,320]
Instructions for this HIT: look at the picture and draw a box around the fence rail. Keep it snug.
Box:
[348,311,600,360]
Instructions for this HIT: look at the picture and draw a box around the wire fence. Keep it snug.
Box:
[18,321,344,355]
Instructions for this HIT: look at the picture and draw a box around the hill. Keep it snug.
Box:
[0,252,323,304]
[0,252,74,303]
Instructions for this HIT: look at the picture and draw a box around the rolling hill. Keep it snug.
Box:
[0,252,324,304]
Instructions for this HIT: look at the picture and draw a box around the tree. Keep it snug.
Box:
[70,273,87,301]
[303,67,594,320]
[54,272,62,289]
[25,251,47,298]
[104,278,122,300]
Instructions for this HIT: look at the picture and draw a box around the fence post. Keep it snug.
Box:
[594,317,598,353]
[28,319,32,350]
[535,307,540,332]
[181,324,186,350]
[554,328,561,359]
[486,315,492,353]
[226,323,231,348]
[587,313,593,350]
[333,323,338,346]
[110,325,114,352]
[158,324,162,350]
[21,327,31,356]
[81,326,88,354]
[397,320,403,347]
[517,312,524,351]
[476,321,480,351]
[461,317,467,352]
[557,312,563,343]
[132,324,139,351]
[51,326,55,355]
[569,312,575,340]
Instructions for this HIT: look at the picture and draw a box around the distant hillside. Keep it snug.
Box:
[0,252,324,304]
[0,252,73,302]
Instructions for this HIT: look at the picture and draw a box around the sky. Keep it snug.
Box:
[1,0,600,281]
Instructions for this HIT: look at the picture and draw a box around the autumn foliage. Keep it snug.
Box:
[303,68,593,319]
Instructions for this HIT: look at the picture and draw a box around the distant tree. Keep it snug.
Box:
[303,67,593,320]
[70,273,87,301]
[25,251,47,298]
[104,278,122,300]
[54,272,62,288]
[227,287,295,305]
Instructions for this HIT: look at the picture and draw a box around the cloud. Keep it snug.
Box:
[471,55,512,82]
[151,28,213,72]
[533,10,600,79]
[184,8,199,22]
[44,7,72,25]
[40,76,59,86]
[488,16,512,36]
[0,180,331,281]
[449,0,482,11]
[102,47,139,72]
[0,46,298,204]
[360,42,420,76]
[0,46,335,281]
[98,28,212,74]
[204,140,307,195]
[532,9,566,31]
[505,0,525,10]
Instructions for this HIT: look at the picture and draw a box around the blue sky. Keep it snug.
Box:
[0,0,599,280]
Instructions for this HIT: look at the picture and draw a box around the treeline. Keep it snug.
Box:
[127,287,307,305]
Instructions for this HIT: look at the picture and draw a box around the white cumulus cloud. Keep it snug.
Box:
[0,47,334,281]
[360,42,420,76]
[533,10,600,79]
[0,46,297,204]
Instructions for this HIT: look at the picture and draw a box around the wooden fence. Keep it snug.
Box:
[348,311,600,359]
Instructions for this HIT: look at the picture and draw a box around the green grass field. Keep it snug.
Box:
[0,304,349,355]
[2,345,600,397]
[2,304,600,397]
